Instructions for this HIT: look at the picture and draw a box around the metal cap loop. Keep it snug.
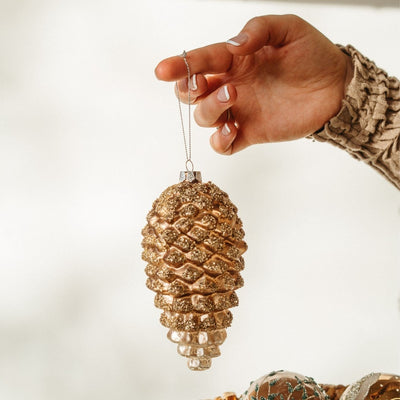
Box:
[185,159,194,172]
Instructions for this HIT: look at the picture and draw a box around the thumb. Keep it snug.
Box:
[226,14,308,55]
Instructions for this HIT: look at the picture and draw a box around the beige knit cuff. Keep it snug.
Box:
[310,45,400,190]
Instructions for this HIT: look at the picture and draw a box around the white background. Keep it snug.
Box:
[0,1,399,399]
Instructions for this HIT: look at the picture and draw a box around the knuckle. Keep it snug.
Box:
[285,14,304,26]
[248,15,263,25]
[247,15,270,29]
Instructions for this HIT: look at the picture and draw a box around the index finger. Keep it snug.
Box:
[155,42,233,82]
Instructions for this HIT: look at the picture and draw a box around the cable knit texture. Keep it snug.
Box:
[310,45,400,190]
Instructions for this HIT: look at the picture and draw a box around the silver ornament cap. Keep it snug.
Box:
[179,170,202,183]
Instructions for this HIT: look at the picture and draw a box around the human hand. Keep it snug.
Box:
[155,15,354,155]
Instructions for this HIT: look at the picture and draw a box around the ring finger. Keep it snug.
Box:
[194,84,237,127]
[175,73,208,104]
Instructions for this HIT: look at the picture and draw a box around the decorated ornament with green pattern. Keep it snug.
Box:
[240,371,330,400]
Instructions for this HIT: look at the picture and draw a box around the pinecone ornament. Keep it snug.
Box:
[142,171,247,371]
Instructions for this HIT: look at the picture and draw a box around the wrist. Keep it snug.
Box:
[312,47,355,136]
[343,52,355,95]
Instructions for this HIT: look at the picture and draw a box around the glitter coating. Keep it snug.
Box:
[142,180,247,371]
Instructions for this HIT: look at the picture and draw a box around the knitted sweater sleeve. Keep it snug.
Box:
[309,45,400,190]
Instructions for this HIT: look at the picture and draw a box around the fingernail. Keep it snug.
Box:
[221,123,231,136]
[217,85,230,102]
[226,33,248,46]
[190,74,198,91]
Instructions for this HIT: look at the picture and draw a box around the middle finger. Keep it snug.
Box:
[194,84,237,127]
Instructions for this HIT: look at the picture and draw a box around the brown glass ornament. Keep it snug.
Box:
[204,371,400,400]
[142,171,247,371]
[240,370,330,400]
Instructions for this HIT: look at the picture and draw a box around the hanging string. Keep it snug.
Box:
[176,50,194,172]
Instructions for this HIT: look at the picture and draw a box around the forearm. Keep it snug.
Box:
[310,45,400,190]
